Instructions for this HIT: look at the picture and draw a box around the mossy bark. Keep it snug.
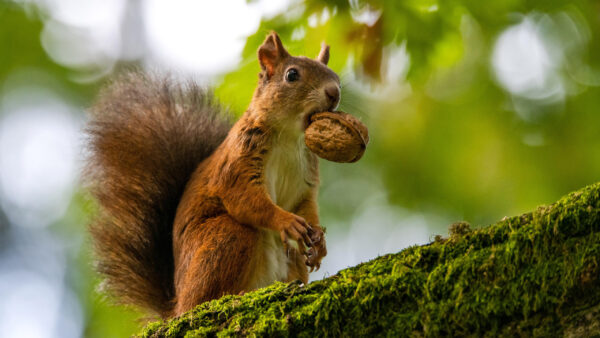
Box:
[141,182,600,337]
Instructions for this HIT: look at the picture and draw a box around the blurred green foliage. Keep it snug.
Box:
[2,0,600,336]
[218,0,600,226]
[1,2,140,337]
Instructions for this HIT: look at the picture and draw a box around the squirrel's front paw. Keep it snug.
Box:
[306,227,326,272]
[274,211,313,254]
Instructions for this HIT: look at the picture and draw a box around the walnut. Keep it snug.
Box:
[304,111,369,163]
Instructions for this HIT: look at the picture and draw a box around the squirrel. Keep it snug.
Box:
[84,32,340,319]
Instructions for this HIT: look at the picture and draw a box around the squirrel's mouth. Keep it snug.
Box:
[303,109,325,130]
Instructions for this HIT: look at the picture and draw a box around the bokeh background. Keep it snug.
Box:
[1,0,600,336]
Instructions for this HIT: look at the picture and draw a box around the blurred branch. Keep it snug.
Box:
[141,182,600,337]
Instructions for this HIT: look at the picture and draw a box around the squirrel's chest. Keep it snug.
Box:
[264,139,311,211]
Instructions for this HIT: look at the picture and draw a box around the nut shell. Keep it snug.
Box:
[304,111,369,163]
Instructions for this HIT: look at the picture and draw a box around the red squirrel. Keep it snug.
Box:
[85,32,339,319]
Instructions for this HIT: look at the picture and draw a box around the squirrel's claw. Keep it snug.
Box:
[278,212,313,251]
[305,226,326,271]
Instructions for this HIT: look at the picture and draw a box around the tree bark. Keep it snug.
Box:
[141,182,600,337]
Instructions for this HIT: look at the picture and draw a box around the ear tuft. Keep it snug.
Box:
[317,42,330,65]
[258,32,290,78]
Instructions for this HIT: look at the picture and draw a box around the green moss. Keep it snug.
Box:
[141,183,600,337]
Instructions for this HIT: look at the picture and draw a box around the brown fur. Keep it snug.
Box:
[85,32,340,319]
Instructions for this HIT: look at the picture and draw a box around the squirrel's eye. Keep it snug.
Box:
[285,68,299,82]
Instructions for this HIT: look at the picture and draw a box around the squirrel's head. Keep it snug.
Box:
[251,32,340,133]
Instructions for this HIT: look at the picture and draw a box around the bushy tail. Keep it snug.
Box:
[84,71,231,318]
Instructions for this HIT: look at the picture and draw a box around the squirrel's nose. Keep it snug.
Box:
[324,85,340,110]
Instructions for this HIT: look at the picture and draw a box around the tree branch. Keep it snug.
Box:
[142,182,600,337]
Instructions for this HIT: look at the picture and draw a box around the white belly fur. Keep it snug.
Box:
[252,135,309,287]
[249,229,290,289]
[265,135,309,211]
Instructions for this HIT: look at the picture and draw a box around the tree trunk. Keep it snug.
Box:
[141,182,600,337]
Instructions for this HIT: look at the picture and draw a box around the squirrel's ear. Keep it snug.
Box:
[317,43,330,65]
[258,32,289,78]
